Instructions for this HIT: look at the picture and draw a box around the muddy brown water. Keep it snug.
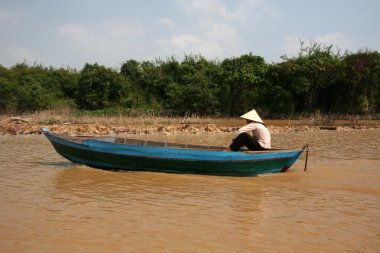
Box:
[0,130,379,253]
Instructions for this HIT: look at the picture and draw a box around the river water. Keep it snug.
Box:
[0,130,379,253]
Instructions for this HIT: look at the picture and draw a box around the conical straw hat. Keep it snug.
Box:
[240,109,264,124]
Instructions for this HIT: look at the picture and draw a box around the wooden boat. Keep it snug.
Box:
[43,128,308,177]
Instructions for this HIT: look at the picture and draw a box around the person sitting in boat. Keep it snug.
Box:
[228,109,271,151]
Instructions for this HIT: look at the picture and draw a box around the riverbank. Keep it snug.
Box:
[1,112,379,136]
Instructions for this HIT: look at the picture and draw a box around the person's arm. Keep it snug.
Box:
[233,123,256,139]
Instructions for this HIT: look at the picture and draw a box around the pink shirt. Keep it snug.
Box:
[234,122,271,149]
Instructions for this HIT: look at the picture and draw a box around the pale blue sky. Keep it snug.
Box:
[1,0,379,69]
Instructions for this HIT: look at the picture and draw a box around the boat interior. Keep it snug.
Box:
[49,132,299,153]
[50,132,226,151]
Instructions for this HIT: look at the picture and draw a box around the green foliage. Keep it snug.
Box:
[120,59,141,81]
[1,43,379,117]
[0,63,79,112]
[275,41,342,113]
[338,50,380,114]
[219,54,267,115]
[76,63,126,110]
[168,55,220,115]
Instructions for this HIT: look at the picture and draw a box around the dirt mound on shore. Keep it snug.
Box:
[0,116,376,136]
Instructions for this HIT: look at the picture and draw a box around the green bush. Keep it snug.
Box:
[1,44,379,116]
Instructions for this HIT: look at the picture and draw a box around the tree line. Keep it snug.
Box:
[0,42,379,117]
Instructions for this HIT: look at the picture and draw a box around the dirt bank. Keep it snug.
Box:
[0,115,378,136]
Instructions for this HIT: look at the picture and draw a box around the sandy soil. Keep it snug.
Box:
[0,113,378,136]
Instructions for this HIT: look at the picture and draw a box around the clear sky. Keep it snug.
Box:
[1,0,379,69]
